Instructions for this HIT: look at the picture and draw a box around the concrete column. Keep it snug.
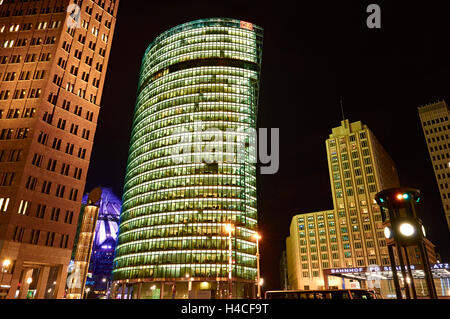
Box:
[6,259,23,299]
[35,266,51,299]
[54,265,68,299]
[18,268,34,299]
[121,283,125,299]
[137,282,142,299]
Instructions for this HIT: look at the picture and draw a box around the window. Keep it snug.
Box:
[17,200,30,215]
[0,197,10,212]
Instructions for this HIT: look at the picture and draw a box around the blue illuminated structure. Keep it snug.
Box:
[81,188,121,297]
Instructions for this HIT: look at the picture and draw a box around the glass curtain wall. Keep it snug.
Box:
[113,18,263,298]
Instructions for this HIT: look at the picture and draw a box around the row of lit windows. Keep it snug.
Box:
[120,211,257,233]
[114,250,256,269]
[125,161,255,191]
[120,201,256,225]
[128,118,252,163]
[124,186,248,210]
[143,49,257,83]
[113,263,256,281]
[124,173,253,196]
[133,101,254,139]
[119,211,257,235]
[132,107,253,148]
[122,199,253,221]
[145,33,258,70]
[125,151,254,186]
[132,103,252,148]
[127,148,251,180]
[144,26,258,66]
[0,20,61,33]
[125,169,256,195]
[138,66,256,104]
[147,32,258,63]
[128,128,254,172]
[123,192,256,216]
[135,66,257,119]
[142,76,254,106]
[135,100,253,137]
[145,41,258,75]
[133,116,254,158]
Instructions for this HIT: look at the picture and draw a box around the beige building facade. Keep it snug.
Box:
[287,120,401,291]
[0,0,118,299]
[418,100,450,231]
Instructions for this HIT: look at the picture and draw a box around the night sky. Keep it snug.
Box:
[85,0,450,292]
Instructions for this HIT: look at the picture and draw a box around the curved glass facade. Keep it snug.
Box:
[113,18,263,298]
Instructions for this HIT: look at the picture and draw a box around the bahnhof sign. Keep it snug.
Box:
[323,263,450,298]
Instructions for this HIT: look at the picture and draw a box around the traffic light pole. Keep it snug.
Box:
[403,246,417,299]
[388,244,402,299]
[418,241,438,299]
[397,244,411,299]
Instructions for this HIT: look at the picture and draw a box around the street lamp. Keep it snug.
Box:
[85,287,90,299]
[225,224,235,299]
[253,233,262,299]
[2,259,11,269]
[102,278,111,299]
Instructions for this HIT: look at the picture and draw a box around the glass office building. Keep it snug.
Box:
[113,18,263,299]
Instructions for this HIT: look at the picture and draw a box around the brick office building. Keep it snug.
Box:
[0,0,118,299]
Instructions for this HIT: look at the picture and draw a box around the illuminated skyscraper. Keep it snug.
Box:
[287,120,401,291]
[113,18,263,299]
[418,100,450,231]
[0,0,119,299]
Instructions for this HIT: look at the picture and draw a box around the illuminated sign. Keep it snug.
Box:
[382,265,416,271]
[432,263,449,270]
[240,21,254,31]
[331,267,364,274]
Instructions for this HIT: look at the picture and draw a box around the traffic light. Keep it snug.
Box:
[396,192,410,201]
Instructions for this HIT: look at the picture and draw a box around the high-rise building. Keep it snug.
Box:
[0,0,119,299]
[113,18,263,299]
[286,120,401,291]
[418,100,450,231]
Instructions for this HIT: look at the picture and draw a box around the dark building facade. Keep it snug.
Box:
[0,0,118,299]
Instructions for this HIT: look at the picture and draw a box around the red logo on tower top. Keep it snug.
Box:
[240,21,254,31]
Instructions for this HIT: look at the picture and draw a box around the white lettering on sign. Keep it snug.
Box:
[432,263,449,269]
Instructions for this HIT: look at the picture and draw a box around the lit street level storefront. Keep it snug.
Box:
[323,263,450,298]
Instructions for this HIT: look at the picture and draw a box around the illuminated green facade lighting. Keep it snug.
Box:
[113,18,263,298]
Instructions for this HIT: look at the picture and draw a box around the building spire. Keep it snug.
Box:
[340,99,346,122]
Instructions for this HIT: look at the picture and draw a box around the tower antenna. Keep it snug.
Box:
[340,99,346,121]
